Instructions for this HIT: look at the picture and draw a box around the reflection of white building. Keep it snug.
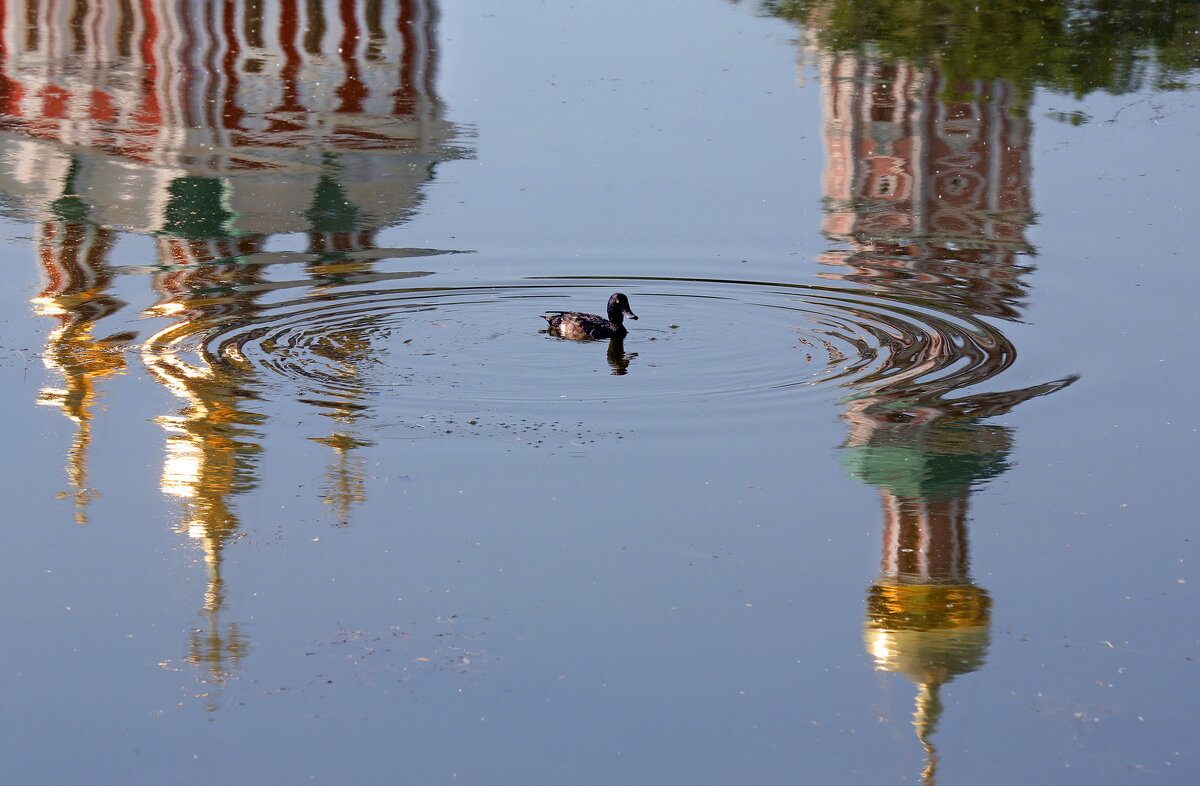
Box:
[0,0,466,236]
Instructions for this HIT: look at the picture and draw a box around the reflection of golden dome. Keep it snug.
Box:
[864,582,991,683]
[864,582,992,785]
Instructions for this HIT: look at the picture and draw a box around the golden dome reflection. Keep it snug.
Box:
[864,581,992,785]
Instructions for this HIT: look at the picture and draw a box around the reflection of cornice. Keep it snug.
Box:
[821,227,1034,255]
[0,133,459,234]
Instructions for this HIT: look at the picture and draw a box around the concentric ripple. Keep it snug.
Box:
[142,277,1016,416]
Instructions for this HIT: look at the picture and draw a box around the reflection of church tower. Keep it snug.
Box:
[845,402,996,785]
[813,49,1075,784]
[144,259,266,706]
[30,167,124,525]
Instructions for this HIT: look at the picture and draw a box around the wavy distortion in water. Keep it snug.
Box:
[141,277,1016,420]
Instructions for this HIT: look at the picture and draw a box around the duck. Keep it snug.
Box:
[541,293,638,340]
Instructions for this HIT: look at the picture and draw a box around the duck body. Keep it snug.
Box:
[541,292,638,340]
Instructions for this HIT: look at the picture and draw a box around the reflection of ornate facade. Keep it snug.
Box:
[3,0,463,706]
[0,0,458,235]
[819,54,1033,320]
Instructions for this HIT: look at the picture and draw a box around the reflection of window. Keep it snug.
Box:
[874,175,897,197]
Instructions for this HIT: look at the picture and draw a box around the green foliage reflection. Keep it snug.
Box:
[758,0,1199,101]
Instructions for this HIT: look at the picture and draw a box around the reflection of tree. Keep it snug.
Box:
[759,0,1199,105]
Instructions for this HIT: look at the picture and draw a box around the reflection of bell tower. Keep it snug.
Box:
[845,402,997,784]
[813,46,1077,783]
[842,376,1072,782]
[31,162,125,525]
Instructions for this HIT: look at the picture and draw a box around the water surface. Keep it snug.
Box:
[1,1,1196,784]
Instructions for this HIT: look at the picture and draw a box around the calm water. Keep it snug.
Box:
[1,2,1197,784]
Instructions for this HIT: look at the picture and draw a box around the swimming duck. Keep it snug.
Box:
[541,293,638,340]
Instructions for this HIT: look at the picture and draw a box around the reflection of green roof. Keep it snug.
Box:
[306,167,364,234]
[51,193,89,224]
[161,175,236,239]
[841,436,1009,498]
[51,159,89,223]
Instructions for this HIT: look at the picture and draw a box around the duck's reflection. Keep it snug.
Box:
[606,337,637,375]
[1,0,467,707]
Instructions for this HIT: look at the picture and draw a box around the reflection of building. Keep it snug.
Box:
[0,0,459,236]
[819,54,1033,320]
[815,50,1076,784]
[3,0,465,706]
[4,0,462,521]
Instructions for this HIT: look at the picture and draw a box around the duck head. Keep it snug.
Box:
[607,293,638,324]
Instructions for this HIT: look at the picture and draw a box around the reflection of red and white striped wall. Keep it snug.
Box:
[0,0,443,163]
[880,494,970,584]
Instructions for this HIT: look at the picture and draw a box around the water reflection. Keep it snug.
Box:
[766,1,1194,776]
[813,45,1077,785]
[30,215,123,525]
[760,0,1199,103]
[606,337,636,376]
[1,0,467,706]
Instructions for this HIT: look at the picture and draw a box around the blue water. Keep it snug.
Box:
[1,1,1196,784]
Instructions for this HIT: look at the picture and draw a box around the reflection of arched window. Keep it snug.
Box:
[874,174,897,197]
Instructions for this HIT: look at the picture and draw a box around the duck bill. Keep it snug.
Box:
[624,310,638,321]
